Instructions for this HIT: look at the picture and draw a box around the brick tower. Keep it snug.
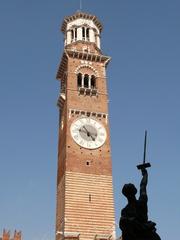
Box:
[56,12,116,240]
[0,230,21,240]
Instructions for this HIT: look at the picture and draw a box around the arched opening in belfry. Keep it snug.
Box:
[91,75,96,89]
[75,28,77,40]
[71,29,74,42]
[82,27,85,40]
[77,73,82,87]
[84,74,89,88]
[86,28,90,41]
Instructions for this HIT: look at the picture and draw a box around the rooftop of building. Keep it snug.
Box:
[61,11,103,33]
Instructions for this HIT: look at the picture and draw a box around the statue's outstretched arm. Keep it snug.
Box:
[140,168,148,199]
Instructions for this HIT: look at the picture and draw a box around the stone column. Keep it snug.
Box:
[88,75,91,88]
[89,29,95,42]
[66,31,71,45]
[82,74,84,88]
[77,27,82,41]
[96,35,101,49]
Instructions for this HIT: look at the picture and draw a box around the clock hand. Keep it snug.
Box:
[79,128,87,134]
[89,132,97,141]
[91,133,97,137]
[90,135,96,141]
[83,126,88,132]
[83,126,91,136]
[83,126,97,140]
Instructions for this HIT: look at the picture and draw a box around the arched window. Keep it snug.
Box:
[91,75,96,89]
[86,28,90,41]
[75,28,77,40]
[71,29,74,42]
[84,74,89,88]
[82,27,85,40]
[77,73,82,87]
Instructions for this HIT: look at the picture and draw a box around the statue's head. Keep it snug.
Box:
[122,183,137,198]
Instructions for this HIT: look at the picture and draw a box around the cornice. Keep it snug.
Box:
[61,11,103,33]
[56,50,111,80]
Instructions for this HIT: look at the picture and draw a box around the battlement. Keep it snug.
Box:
[0,230,22,240]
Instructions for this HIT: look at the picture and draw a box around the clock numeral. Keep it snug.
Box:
[99,132,105,137]
[77,120,82,125]
[74,124,78,127]
[86,118,90,123]
[72,128,78,133]
[73,135,79,140]
[79,119,85,124]
[87,142,92,148]
[98,138,104,143]
[79,140,85,146]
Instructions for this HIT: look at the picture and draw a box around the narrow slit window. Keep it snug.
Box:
[84,74,89,88]
[77,73,82,87]
[71,29,74,42]
[91,75,96,89]
[89,194,92,202]
[82,27,85,40]
[75,28,77,40]
[86,28,90,40]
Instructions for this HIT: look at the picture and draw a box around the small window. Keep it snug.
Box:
[75,111,80,115]
[71,29,74,42]
[84,74,89,88]
[82,27,85,40]
[86,28,90,40]
[89,194,92,202]
[91,75,96,89]
[75,28,77,40]
[77,73,82,87]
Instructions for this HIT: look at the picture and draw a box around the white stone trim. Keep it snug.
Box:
[77,27,82,41]
[90,28,95,42]
[67,31,71,45]
[95,235,112,240]
[96,35,101,49]
[64,232,80,238]
[75,64,98,77]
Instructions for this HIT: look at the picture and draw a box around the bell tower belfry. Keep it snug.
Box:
[56,12,116,240]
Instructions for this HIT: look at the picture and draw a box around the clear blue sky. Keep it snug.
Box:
[0,1,179,240]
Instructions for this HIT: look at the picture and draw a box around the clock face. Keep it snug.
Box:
[70,117,107,149]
